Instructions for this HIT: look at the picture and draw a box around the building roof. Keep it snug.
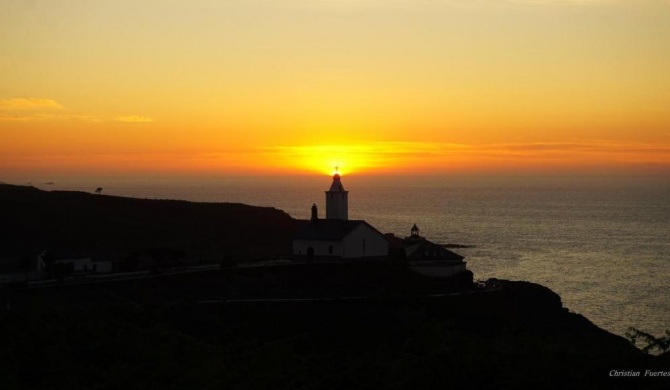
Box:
[327,173,347,192]
[405,239,464,262]
[294,219,382,241]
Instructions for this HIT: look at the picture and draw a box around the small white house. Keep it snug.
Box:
[37,250,113,274]
[0,271,42,284]
[403,224,468,279]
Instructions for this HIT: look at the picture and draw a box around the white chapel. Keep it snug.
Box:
[292,173,389,262]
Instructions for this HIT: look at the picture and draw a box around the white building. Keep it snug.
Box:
[1,251,113,284]
[37,250,113,274]
[403,224,468,278]
[293,174,388,261]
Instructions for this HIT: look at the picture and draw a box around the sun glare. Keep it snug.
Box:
[270,144,381,176]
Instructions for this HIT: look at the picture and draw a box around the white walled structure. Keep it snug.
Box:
[37,250,113,274]
[402,224,468,279]
[64,257,112,273]
[341,223,388,258]
[293,219,389,261]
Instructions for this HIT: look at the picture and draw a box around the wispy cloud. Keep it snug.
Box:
[0,113,30,121]
[507,0,615,4]
[0,98,64,110]
[0,113,101,122]
[114,115,155,123]
[479,140,670,155]
[293,0,626,8]
[0,98,155,124]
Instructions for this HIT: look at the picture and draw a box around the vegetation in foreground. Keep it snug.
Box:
[1,272,668,390]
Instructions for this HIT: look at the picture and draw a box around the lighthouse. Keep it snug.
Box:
[325,171,348,220]
[294,171,388,261]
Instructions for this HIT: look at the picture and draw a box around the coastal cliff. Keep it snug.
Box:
[0,183,667,388]
[0,184,298,266]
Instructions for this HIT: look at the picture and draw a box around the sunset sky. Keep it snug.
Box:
[2,0,669,179]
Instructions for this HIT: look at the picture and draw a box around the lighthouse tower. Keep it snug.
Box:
[325,171,348,220]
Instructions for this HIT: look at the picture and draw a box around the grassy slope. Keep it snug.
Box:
[0,184,299,263]
[1,272,665,390]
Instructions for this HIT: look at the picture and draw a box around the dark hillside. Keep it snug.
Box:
[0,274,665,389]
[0,184,299,264]
[1,183,667,389]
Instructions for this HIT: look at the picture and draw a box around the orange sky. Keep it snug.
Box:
[1,0,669,180]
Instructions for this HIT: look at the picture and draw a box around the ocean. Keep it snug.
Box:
[30,175,670,339]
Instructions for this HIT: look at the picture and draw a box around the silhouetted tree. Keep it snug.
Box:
[625,327,670,354]
[95,187,103,194]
